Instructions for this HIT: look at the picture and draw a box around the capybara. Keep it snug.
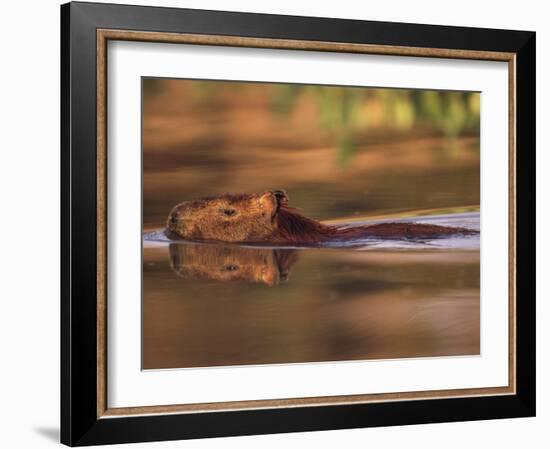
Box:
[166,190,476,244]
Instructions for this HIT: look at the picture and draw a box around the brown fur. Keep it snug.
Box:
[166,190,476,244]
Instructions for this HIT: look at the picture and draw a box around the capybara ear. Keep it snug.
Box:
[259,191,279,218]
[272,190,289,207]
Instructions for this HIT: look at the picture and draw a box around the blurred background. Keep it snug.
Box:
[142,78,480,369]
[142,78,480,229]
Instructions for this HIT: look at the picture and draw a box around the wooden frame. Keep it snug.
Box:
[62,1,535,446]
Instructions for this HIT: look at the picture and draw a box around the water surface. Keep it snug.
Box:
[143,212,480,369]
[141,79,480,370]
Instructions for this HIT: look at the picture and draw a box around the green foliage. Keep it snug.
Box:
[192,82,480,165]
[315,87,365,165]
[415,90,474,138]
[271,84,302,115]
[383,90,415,130]
[336,132,357,166]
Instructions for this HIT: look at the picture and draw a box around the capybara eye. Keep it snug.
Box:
[170,214,178,224]
[222,265,239,272]
[220,208,237,217]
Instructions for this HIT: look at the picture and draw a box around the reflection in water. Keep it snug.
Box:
[169,243,299,286]
[143,237,480,370]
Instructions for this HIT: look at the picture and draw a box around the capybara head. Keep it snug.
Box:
[166,190,289,242]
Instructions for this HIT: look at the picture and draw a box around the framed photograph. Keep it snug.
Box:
[61,2,535,446]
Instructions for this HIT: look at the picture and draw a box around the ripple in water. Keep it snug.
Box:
[143,212,479,251]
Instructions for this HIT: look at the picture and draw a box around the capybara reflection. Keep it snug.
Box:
[166,190,477,244]
[169,243,299,286]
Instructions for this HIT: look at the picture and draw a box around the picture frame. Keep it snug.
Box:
[61,1,535,446]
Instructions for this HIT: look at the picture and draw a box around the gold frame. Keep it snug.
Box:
[96,29,516,419]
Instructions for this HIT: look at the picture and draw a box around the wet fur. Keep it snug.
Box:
[273,205,475,243]
[167,191,477,244]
